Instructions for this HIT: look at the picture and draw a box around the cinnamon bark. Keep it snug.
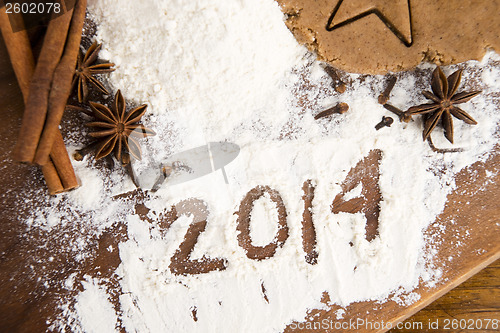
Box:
[0,6,79,193]
[11,6,74,163]
[34,0,87,165]
[42,159,65,194]
[0,8,34,95]
[50,131,79,190]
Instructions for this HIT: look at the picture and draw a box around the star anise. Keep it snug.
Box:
[73,41,115,103]
[403,67,480,144]
[86,90,155,164]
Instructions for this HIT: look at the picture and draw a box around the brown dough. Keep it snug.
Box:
[277,0,500,74]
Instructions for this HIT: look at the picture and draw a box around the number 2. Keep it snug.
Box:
[168,199,228,275]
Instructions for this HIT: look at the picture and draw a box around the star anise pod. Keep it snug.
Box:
[72,41,115,103]
[86,90,155,164]
[403,67,480,144]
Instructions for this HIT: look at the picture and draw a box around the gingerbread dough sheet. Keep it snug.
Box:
[277,0,500,73]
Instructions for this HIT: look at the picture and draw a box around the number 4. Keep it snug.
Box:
[331,149,382,242]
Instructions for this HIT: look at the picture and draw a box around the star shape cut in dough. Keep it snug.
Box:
[326,0,413,46]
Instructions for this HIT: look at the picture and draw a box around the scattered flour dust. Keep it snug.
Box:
[74,277,118,333]
[31,0,499,332]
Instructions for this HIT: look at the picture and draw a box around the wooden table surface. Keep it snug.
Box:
[391,259,499,332]
[1,31,499,332]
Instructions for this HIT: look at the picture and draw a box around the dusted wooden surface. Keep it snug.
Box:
[283,145,500,332]
[1,31,499,332]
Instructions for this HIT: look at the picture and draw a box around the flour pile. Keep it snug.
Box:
[26,0,499,332]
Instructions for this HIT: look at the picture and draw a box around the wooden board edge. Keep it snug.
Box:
[380,250,500,333]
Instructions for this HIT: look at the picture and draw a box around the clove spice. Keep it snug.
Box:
[383,104,412,122]
[324,65,347,94]
[314,103,349,120]
[375,116,394,130]
[378,76,397,104]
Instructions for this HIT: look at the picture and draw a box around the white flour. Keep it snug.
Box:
[74,277,118,333]
[88,0,305,145]
[33,0,500,332]
[249,193,280,246]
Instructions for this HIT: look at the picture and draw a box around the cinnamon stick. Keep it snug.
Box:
[12,6,74,163]
[35,0,87,165]
[1,7,79,193]
[50,131,79,189]
[0,8,34,96]
[41,159,65,195]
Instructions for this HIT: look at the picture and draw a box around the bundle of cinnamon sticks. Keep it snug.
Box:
[0,0,87,194]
